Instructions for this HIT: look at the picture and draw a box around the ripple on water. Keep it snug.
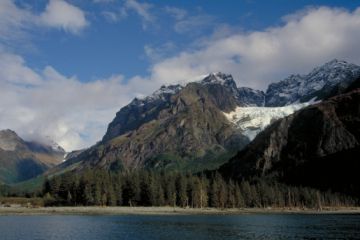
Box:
[0,214,359,240]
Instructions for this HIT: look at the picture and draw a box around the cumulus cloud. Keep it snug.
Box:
[39,0,88,34]
[0,49,144,151]
[148,6,360,90]
[0,0,33,43]
[0,0,88,41]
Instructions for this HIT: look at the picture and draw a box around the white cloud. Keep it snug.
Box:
[147,6,360,90]
[0,0,88,41]
[101,8,128,23]
[174,14,215,34]
[39,0,88,34]
[0,50,42,85]
[0,0,33,43]
[124,0,154,29]
[98,0,154,27]
[164,6,187,20]
[144,42,177,62]
[102,11,120,22]
[0,49,141,151]
[164,6,215,35]
[93,0,115,3]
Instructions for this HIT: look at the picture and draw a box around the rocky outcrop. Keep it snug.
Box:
[237,87,265,106]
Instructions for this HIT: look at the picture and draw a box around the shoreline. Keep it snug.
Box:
[1,206,360,216]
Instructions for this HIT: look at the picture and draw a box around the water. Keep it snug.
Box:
[0,214,360,240]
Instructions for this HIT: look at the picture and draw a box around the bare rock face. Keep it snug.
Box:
[237,87,265,106]
[220,89,360,196]
[102,84,184,142]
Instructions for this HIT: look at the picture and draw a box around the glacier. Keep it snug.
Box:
[223,102,313,141]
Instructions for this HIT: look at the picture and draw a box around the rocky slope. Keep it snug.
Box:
[219,87,360,196]
[0,130,65,184]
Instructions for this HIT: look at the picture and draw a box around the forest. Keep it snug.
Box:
[41,169,358,209]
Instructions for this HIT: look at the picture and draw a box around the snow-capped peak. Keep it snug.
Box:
[199,72,235,86]
[266,59,360,107]
[152,84,183,97]
[131,72,237,106]
[132,84,183,105]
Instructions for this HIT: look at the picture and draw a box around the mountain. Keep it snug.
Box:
[102,73,264,142]
[219,87,360,197]
[59,73,254,173]
[265,59,360,106]
[0,130,65,184]
[57,60,360,175]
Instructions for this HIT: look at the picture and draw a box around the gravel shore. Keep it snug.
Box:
[1,206,360,216]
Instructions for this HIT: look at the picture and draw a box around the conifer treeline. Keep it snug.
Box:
[43,169,357,208]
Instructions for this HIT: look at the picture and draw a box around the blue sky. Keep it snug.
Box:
[13,0,360,81]
[0,0,359,151]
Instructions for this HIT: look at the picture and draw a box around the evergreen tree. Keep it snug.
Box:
[42,169,359,209]
[176,173,188,207]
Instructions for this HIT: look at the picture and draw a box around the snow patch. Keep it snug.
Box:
[134,84,183,103]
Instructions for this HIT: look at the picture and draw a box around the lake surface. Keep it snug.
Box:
[0,214,360,239]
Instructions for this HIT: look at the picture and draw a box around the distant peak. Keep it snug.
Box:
[0,129,16,133]
[0,129,19,138]
[320,59,350,67]
[308,59,359,76]
[326,59,345,65]
[0,129,22,151]
[131,83,183,104]
[200,72,236,86]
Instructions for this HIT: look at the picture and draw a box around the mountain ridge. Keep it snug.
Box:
[0,129,65,184]
[54,59,360,175]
